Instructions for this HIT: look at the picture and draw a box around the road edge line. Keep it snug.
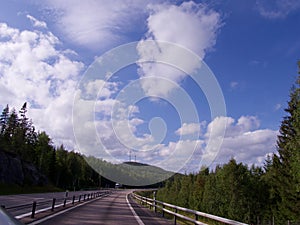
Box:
[126,193,145,225]
[27,193,110,225]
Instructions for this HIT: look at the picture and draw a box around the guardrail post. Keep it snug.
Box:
[63,198,67,207]
[153,191,157,213]
[84,194,86,201]
[162,204,165,217]
[72,195,75,204]
[79,195,81,202]
[195,213,198,225]
[174,208,177,225]
[51,198,56,211]
[31,201,37,218]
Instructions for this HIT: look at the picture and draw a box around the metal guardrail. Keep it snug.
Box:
[132,192,248,225]
[1,190,111,220]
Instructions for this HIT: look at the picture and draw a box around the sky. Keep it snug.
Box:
[0,0,299,174]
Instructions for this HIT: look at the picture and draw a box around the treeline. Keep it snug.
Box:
[157,71,300,224]
[0,103,171,189]
[157,160,270,224]
[0,103,102,189]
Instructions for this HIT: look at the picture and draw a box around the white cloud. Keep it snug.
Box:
[40,0,160,50]
[206,116,260,139]
[146,2,221,57]
[256,0,300,19]
[105,115,277,173]
[156,139,204,172]
[26,14,47,28]
[84,79,118,99]
[0,22,83,148]
[205,116,231,138]
[237,116,260,132]
[137,2,221,97]
[175,122,204,136]
[202,116,277,169]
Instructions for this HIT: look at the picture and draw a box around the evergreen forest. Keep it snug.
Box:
[0,102,107,190]
[156,64,300,224]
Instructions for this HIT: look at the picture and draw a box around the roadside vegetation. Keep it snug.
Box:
[156,63,300,224]
[0,103,105,193]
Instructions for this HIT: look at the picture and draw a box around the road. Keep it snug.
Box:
[0,190,103,217]
[0,190,98,208]
[35,190,172,225]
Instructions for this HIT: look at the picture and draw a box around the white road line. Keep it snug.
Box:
[27,194,110,225]
[16,201,73,219]
[126,193,145,225]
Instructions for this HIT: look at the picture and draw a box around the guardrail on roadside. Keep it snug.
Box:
[132,192,248,225]
[1,190,111,220]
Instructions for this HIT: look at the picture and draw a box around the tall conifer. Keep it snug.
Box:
[272,62,300,222]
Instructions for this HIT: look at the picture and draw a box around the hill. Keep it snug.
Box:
[85,156,175,187]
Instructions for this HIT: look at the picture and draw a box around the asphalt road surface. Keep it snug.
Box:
[0,190,103,217]
[36,190,172,225]
[0,190,99,208]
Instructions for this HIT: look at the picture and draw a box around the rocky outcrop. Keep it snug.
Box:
[0,150,48,186]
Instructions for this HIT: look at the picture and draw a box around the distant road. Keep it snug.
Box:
[36,190,172,225]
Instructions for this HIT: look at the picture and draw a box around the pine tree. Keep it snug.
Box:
[5,108,18,152]
[0,104,9,135]
[0,105,10,149]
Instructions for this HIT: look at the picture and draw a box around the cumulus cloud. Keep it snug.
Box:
[202,116,278,169]
[137,1,221,97]
[0,22,83,148]
[175,122,205,136]
[93,115,277,173]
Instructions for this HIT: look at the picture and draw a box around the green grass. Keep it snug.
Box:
[0,183,62,195]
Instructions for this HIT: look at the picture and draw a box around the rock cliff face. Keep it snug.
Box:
[0,150,48,186]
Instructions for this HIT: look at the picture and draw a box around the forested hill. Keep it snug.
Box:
[0,103,113,189]
[0,103,172,190]
[156,72,300,224]
[84,158,174,187]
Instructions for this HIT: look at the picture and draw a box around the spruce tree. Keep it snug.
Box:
[271,62,300,222]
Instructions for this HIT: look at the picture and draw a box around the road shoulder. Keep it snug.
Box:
[128,193,173,225]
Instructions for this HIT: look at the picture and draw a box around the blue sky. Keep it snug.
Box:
[0,0,299,173]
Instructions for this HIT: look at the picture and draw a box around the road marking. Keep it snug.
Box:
[27,193,110,225]
[126,193,145,225]
[16,200,73,219]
